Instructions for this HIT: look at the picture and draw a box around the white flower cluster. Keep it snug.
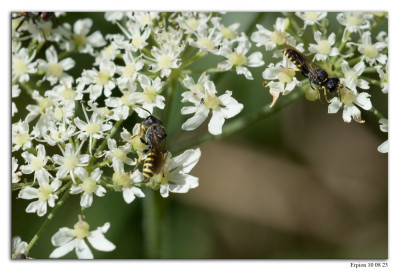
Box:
[11,11,388,259]
[11,11,269,259]
[251,12,388,151]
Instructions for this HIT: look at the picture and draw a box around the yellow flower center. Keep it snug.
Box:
[39,98,53,113]
[74,221,90,239]
[14,59,28,75]
[31,156,44,170]
[54,107,64,121]
[340,88,356,105]
[363,44,379,59]
[122,63,136,78]
[131,136,146,152]
[198,37,214,51]
[270,30,287,45]
[104,44,116,59]
[112,171,131,188]
[121,93,134,106]
[203,94,220,110]
[305,86,319,101]
[82,177,97,194]
[346,15,361,26]
[96,70,110,86]
[48,63,63,78]
[139,14,151,26]
[61,88,75,100]
[15,133,30,146]
[220,27,235,40]
[72,33,87,47]
[112,148,127,162]
[152,169,170,186]
[278,69,295,83]
[51,131,65,142]
[64,155,78,171]
[304,12,319,21]
[317,40,331,55]
[143,86,157,103]
[190,83,204,93]
[345,70,358,81]
[158,54,172,69]
[84,122,101,135]
[187,19,198,31]
[228,52,247,67]
[131,36,143,48]
[37,183,53,201]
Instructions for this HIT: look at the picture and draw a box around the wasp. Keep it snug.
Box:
[131,113,167,181]
[283,45,342,101]
[12,12,56,33]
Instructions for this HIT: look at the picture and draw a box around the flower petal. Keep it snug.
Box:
[87,231,116,252]
[51,228,75,246]
[50,239,79,258]
[75,239,93,259]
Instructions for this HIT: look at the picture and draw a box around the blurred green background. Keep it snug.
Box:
[12,12,388,259]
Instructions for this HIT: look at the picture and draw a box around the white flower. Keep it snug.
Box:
[53,143,90,183]
[120,125,147,154]
[211,17,240,44]
[49,219,115,259]
[188,24,223,54]
[115,52,144,90]
[114,21,151,52]
[12,84,21,116]
[337,12,373,38]
[12,120,35,151]
[129,11,159,29]
[341,60,369,92]
[375,64,388,94]
[133,149,201,198]
[308,31,339,61]
[132,75,165,116]
[61,18,106,54]
[328,87,372,123]
[47,78,83,104]
[12,157,22,184]
[218,37,264,80]
[378,118,388,153]
[12,47,37,83]
[70,168,106,208]
[251,18,292,51]
[12,236,28,259]
[18,171,62,217]
[295,12,327,29]
[94,40,120,66]
[74,111,112,146]
[105,12,125,23]
[181,79,243,135]
[20,144,51,183]
[105,138,135,166]
[105,85,142,121]
[37,46,75,85]
[262,58,302,108]
[77,60,117,100]
[174,12,211,34]
[148,44,182,78]
[42,119,76,146]
[357,31,387,66]
[112,160,145,204]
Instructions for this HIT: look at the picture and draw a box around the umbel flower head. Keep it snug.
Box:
[50,217,115,259]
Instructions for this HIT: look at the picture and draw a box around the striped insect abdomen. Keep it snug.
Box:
[142,150,164,180]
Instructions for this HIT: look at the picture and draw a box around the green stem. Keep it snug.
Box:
[370,106,385,120]
[25,181,72,255]
[142,189,167,258]
[171,87,304,155]
[94,120,124,159]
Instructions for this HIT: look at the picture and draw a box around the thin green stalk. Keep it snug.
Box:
[25,181,72,255]
[142,189,167,258]
[171,87,305,155]
[370,106,385,120]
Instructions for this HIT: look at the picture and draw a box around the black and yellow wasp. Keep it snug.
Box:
[283,45,342,101]
[12,12,56,32]
[131,113,167,181]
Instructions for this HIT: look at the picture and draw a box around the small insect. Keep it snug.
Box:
[131,113,167,181]
[12,12,56,33]
[283,45,342,101]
